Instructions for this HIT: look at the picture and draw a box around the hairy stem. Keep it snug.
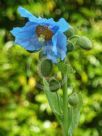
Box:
[63,74,68,136]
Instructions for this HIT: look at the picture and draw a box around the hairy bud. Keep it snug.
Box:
[76,36,92,50]
[49,79,60,92]
[68,92,79,106]
[40,59,53,77]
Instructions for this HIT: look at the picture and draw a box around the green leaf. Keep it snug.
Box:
[68,93,83,136]
[43,78,63,125]
[67,106,73,133]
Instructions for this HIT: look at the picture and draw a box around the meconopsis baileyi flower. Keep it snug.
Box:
[11,7,70,63]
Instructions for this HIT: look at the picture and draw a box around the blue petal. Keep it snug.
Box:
[10,21,42,51]
[18,7,56,26]
[47,54,58,63]
[18,6,37,22]
[43,18,56,26]
[52,33,58,55]
[52,31,67,59]
[57,18,70,32]
[18,7,70,34]
[43,41,58,63]
[15,34,42,51]
[50,26,59,33]
[55,32,67,60]
[33,17,56,27]
[11,22,36,39]
[44,32,67,63]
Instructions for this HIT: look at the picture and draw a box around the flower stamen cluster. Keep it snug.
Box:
[36,25,53,41]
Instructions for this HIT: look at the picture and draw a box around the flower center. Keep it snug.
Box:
[36,25,53,41]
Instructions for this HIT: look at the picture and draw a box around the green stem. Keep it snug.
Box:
[63,74,68,136]
[68,35,80,40]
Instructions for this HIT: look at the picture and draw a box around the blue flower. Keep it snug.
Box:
[11,6,70,63]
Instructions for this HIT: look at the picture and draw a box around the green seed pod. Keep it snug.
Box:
[67,27,75,37]
[40,59,53,77]
[49,79,61,92]
[68,92,79,106]
[76,36,92,50]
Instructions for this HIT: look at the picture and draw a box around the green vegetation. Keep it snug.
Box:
[0,0,102,136]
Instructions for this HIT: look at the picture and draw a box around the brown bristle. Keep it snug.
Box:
[36,25,53,41]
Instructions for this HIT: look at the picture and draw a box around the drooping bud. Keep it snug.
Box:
[49,78,61,92]
[39,58,53,77]
[68,92,79,106]
[76,36,92,50]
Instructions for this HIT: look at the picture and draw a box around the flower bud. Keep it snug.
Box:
[68,92,79,106]
[40,59,53,77]
[49,79,60,92]
[76,36,92,50]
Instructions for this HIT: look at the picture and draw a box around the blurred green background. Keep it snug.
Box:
[0,0,102,136]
